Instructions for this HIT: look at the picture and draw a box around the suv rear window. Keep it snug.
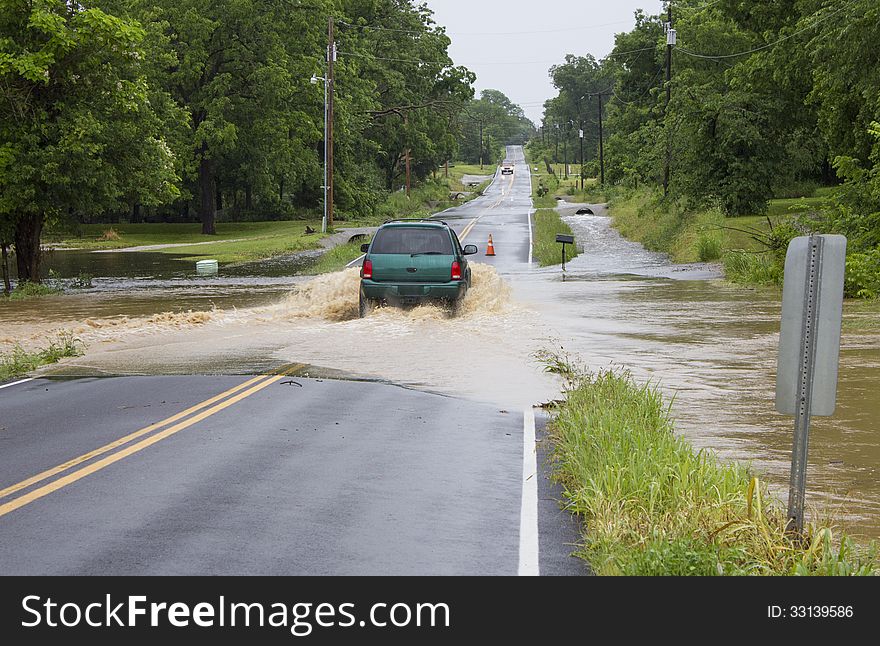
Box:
[370,227,453,255]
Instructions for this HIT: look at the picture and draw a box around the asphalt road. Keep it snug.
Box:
[438,145,534,272]
[0,146,587,575]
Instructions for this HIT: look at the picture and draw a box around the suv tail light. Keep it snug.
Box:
[451,260,462,280]
[362,259,372,279]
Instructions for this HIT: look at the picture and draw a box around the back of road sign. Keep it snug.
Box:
[775,234,846,416]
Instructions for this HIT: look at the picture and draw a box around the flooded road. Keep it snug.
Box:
[534,206,880,541]
[4,153,879,541]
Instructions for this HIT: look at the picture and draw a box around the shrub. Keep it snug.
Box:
[696,233,723,261]
[7,282,62,300]
[844,248,880,299]
[540,353,878,576]
[722,251,781,286]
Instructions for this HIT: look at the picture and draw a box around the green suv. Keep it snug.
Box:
[358,219,478,317]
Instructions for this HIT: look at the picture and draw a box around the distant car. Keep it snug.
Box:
[358,219,478,317]
[501,162,514,175]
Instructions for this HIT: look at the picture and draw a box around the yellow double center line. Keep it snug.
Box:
[459,174,515,242]
[0,368,299,519]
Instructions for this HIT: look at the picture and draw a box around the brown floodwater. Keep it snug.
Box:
[3,212,878,540]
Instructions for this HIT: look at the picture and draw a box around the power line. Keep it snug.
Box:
[338,51,560,67]
[610,65,666,106]
[675,0,861,61]
[337,20,429,35]
[447,19,637,37]
[599,46,657,61]
[338,18,636,37]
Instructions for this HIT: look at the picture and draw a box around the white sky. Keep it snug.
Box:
[424,0,663,124]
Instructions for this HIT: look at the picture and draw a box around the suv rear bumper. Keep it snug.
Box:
[361,279,467,303]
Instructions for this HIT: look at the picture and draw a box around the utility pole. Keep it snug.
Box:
[404,114,411,197]
[588,92,609,185]
[327,17,336,228]
[563,123,568,179]
[310,71,328,232]
[597,97,605,185]
[663,3,675,197]
[479,119,484,170]
[554,123,559,166]
[579,121,584,191]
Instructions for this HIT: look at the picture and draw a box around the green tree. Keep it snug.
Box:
[0,0,178,283]
[457,89,533,165]
[339,0,475,194]
[124,0,328,233]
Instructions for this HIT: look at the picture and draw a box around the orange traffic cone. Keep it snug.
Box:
[486,234,496,256]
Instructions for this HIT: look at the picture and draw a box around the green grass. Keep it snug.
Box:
[37,175,490,273]
[767,195,830,218]
[529,169,560,209]
[524,149,605,207]
[46,220,328,265]
[440,163,494,196]
[173,227,325,264]
[4,281,62,300]
[47,221,325,252]
[532,209,579,267]
[607,189,802,289]
[538,350,878,576]
[303,238,370,275]
[722,251,782,286]
[0,332,84,381]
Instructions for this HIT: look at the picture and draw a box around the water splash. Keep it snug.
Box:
[270,263,512,323]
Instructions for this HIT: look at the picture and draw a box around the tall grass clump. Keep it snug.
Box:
[538,349,877,576]
[5,281,62,300]
[532,209,579,267]
[722,251,781,286]
[0,332,84,380]
[696,232,723,261]
[303,238,370,275]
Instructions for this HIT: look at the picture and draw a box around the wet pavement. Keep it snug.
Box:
[3,144,879,543]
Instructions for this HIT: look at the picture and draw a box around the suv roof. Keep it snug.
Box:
[381,218,448,227]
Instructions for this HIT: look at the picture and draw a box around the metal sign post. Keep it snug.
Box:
[556,234,574,272]
[775,234,846,533]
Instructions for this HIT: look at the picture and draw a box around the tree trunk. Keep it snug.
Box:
[198,152,216,235]
[245,183,253,211]
[14,212,43,284]
[131,203,143,224]
[1,243,10,296]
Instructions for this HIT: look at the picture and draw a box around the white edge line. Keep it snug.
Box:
[345,253,365,268]
[526,160,534,265]
[518,405,539,576]
[0,377,35,391]
[527,209,534,266]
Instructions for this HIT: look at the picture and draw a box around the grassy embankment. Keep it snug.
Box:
[47,221,327,264]
[532,210,579,267]
[525,154,583,266]
[3,282,62,300]
[539,350,878,575]
[0,333,83,381]
[607,188,835,285]
[42,165,495,276]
